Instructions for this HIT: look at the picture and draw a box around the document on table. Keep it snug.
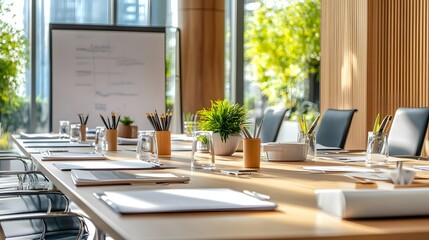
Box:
[318,155,366,162]
[21,139,70,143]
[413,165,429,171]
[302,166,376,173]
[19,132,59,139]
[71,170,190,186]
[41,151,106,160]
[94,188,277,214]
[24,142,93,148]
[54,160,175,171]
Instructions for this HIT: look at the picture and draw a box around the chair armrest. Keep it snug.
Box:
[0,212,88,239]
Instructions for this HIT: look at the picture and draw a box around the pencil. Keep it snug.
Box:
[100,114,109,129]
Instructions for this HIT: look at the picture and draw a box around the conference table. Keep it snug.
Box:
[11,135,429,240]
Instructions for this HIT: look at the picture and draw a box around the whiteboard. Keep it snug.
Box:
[50,25,166,132]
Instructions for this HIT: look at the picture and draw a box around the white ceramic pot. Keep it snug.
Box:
[212,133,241,156]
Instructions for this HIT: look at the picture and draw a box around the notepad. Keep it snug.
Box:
[302,166,376,173]
[24,142,93,148]
[318,156,366,162]
[20,132,59,139]
[316,144,342,151]
[41,151,107,160]
[54,160,174,171]
[94,188,277,214]
[21,139,71,143]
[71,170,190,186]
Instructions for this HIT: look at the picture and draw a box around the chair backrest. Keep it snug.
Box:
[316,109,357,149]
[388,107,429,156]
[260,107,289,143]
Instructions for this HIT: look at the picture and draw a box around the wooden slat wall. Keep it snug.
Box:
[320,0,368,150]
[178,0,225,113]
[367,0,429,155]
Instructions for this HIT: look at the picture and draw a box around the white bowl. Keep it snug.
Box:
[261,142,308,161]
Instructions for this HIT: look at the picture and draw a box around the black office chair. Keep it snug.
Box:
[0,190,89,239]
[388,107,429,157]
[260,107,289,143]
[316,109,357,149]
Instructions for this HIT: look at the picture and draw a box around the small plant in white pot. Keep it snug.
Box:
[198,100,247,156]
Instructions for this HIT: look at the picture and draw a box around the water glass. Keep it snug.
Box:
[366,131,389,166]
[59,120,70,139]
[183,121,198,137]
[191,131,215,170]
[69,124,81,142]
[136,130,159,164]
[297,131,317,160]
[94,126,106,151]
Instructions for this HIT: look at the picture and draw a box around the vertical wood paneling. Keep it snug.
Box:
[322,0,429,154]
[178,0,225,113]
[321,0,368,150]
[367,0,429,155]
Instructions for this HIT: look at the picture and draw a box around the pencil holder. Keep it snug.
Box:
[80,124,87,142]
[155,130,171,156]
[105,129,118,151]
[243,138,261,168]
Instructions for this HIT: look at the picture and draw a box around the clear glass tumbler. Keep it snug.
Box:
[191,131,215,170]
[59,120,70,139]
[94,126,106,151]
[69,123,81,142]
[297,131,317,160]
[136,130,159,164]
[366,131,389,167]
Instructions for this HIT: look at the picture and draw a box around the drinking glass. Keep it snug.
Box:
[366,131,389,166]
[59,120,70,139]
[69,124,81,142]
[136,130,159,164]
[297,131,317,160]
[191,131,215,170]
[94,126,106,151]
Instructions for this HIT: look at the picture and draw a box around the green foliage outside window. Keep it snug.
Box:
[245,0,320,108]
[0,2,28,120]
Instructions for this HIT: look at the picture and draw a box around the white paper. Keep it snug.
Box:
[318,156,366,162]
[54,160,169,171]
[117,137,138,145]
[96,188,277,213]
[316,188,429,218]
[41,151,106,160]
[302,166,375,173]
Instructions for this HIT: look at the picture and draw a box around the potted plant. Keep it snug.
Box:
[118,116,138,138]
[198,99,247,156]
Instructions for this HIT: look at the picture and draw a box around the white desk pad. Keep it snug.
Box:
[316,188,429,219]
[94,188,277,214]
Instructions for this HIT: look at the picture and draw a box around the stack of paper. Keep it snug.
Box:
[41,151,106,160]
[54,160,175,171]
[94,188,277,214]
[71,170,190,186]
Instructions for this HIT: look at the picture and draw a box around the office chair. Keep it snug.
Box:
[260,107,289,143]
[0,190,89,239]
[388,107,429,156]
[316,109,357,149]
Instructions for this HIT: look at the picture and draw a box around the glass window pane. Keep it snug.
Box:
[243,0,320,122]
[117,0,149,25]
[35,0,111,132]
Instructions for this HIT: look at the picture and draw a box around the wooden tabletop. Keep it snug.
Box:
[11,136,429,240]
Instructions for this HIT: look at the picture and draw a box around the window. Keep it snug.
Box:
[1,0,178,140]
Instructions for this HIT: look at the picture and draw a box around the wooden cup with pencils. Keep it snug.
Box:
[100,112,121,151]
[146,110,173,156]
[240,122,263,168]
[78,113,89,141]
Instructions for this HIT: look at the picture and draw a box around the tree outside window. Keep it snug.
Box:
[244,0,320,122]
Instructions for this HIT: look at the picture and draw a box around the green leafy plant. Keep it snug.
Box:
[198,100,247,142]
[198,135,209,145]
[0,2,28,121]
[119,116,134,126]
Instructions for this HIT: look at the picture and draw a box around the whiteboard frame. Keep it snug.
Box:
[49,24,178,132]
